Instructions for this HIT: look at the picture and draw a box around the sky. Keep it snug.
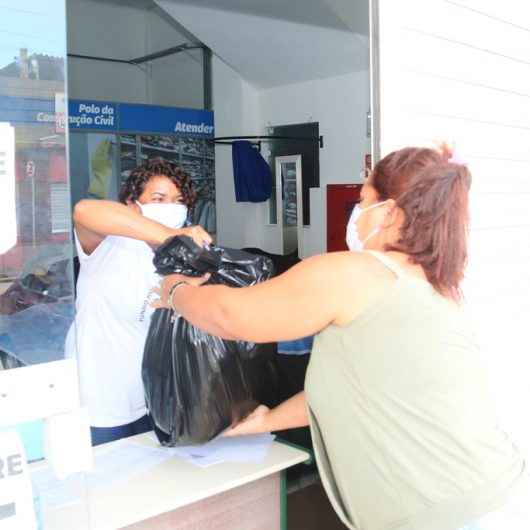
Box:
[0,1,66,69]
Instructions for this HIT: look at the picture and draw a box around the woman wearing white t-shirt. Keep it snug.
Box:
[65,158,211,445]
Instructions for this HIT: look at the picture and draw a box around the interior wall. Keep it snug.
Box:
[148,50,203,108]
[260,71,370,187]
[212,55,264,249]
[260,71,370,256]
[67,0,203,108]
[146,9,204,108]
[212,63,370,255]
[67,0,148,103]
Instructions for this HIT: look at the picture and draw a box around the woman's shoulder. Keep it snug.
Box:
[306,250,401,276]
[296,251,402,327]
[295,250,397,293]
[304,249,380,267]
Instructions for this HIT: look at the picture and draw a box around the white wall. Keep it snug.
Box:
[377,0,530,456]
[67,0,203,108]
[212,55,264,249]
[213,62,370,254]
[260,71,370,188]
[260,71,370,256]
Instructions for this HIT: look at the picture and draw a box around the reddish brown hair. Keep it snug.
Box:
[371,147,471,300]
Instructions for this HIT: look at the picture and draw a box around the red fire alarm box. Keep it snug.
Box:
[327,184,362,252]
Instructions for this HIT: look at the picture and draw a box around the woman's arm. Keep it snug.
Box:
[155,251,369,342]
[224,392,309,436]
[73,199,211,255]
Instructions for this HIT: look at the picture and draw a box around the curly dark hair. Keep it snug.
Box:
[118,157,197,208]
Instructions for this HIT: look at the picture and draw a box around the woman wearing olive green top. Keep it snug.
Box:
[154,146,528,530]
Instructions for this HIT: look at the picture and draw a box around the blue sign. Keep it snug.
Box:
[68,100,118,131]
[120,103,214,137]
[68,99,214,137]
[0,95,54,125]
[0,96,214,137]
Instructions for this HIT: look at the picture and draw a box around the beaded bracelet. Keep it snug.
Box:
[167,280,187,316]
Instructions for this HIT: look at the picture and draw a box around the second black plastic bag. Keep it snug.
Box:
[142,235,275,446]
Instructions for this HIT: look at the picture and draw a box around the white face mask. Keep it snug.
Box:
[136,201,188,228]
[346,201,388,252]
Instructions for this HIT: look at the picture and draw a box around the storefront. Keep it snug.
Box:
[2,1,530,529]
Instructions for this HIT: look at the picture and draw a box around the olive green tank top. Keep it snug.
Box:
[305,251,526,530]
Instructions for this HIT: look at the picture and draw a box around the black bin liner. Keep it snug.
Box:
[142,235,275,446]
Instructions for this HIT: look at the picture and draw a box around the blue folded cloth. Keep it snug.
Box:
[277,336,314,356]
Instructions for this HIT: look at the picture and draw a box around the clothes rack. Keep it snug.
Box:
[212,135,323,152]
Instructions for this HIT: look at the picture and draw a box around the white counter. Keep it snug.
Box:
[31,432,309,530]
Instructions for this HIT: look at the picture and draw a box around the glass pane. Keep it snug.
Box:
[0,2,90,529]
[282,162,298,226]
[204,157,214,180]
[70,132,120,204]
[182,137,204,158]
[192,178,216,234]
[181,155,203,181]
[268,150,277,225]
[269,189,278,224]
[140,134,181,163]
[0,3,72,370]
[119,133,138,183]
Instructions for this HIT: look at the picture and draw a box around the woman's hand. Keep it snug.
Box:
[172,225,213,247]
[223,405,271,437]
[151,273,210,309]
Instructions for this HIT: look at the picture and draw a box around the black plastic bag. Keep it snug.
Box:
[142,236,275,446]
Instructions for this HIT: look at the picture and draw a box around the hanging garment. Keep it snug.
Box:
[232,140,272,202]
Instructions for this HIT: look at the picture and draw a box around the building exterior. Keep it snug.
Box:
[0,49,68,276]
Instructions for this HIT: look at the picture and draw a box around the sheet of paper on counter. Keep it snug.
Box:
[145,433,276,468]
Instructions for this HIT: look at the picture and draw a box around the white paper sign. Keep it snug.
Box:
[0,430,36,529]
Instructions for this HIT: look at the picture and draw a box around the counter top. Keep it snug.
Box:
[31,432,309,530]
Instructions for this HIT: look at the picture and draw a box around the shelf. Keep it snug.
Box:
[181,152,206,160]
[140,143,181,155]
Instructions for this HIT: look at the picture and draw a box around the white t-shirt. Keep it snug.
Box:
[65,233,159,427]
